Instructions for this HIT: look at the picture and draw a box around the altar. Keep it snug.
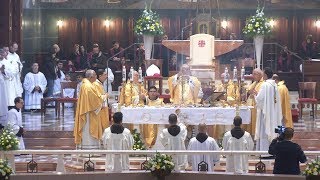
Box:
[113,105,251,125]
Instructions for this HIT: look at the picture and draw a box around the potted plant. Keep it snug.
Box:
[134,4,164,60]
[0,159,13,180]
[0,127,19,151]
[303,159,320,180]
[242,6,271,69]
[143,152,175,180]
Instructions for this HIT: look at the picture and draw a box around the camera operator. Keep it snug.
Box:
[268,127,307,175]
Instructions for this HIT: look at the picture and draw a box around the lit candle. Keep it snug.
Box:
[130,66,134,82]
[241,66,245,82]
[138,67,143,83]
[122,66,126,82]
[224,67,229,83]
[233,66,237,82]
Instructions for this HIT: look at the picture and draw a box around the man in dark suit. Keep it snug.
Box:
[268,127,307,175]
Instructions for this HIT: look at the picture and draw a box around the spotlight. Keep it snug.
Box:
[221,20,228,29]
[315,20,320,28]
[57,20,64,27]
[104,19,111,27]
[269,19,276,28]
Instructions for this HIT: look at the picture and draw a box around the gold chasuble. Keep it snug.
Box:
[119,82,146,106]
[92,80,110,130]
[277,81,293,128]
[244,78,264,136]
[141,98,164,148]
[74,78,105,144]
[168,75,201,105]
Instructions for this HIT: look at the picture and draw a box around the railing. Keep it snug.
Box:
[1,150,319,173]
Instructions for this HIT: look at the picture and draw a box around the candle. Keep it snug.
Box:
[122,66,126,82]
[224,67,229,83]
[130,66,134,82]
[241,66,245,81]
[138,67,143,83]
[233,66,237,82]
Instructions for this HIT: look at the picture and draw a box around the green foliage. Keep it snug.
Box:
[0,159,13,179]
[242,7,271,38]
[134,7,164,36]
[0,126,19,151]
[132,129,146,150]
[303,159,320,176]
[143,152,174,177]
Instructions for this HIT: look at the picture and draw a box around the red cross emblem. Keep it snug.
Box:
[198,40,206,47]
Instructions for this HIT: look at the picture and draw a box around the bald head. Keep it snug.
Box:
[272,74,280,83]
[180,64,191,76]
[198,123,207,133]
[85,69,97,82]
[252,68,263,81]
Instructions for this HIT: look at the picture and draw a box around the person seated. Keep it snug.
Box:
[268,127,307,175]
[222,116,254,173]
[301,34,317,60]
[187,123,220,171]
[101,112,134,171]
[160,114,187,170]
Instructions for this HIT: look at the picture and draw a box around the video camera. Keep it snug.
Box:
[274,125,286,141]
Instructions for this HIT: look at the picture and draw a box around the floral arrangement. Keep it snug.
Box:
[134,6,164,36]
[143,152,175,178]
[0,159,13,179]
[0,127,19,151]
[242,7,271,37]
[132,129,146,150]
[303,159,320,176]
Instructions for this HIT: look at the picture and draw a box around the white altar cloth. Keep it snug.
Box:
[113,105,251,125]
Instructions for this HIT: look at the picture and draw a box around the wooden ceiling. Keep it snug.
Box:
[27,0,320,9]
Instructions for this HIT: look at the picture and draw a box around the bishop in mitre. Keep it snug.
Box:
[102,112,134,171]
[272,74,293,128]
[140,86,164,148]
[187,123,220,171]
[74,69,107,149]
[160,114,187,171]
[222,116,254,173]
[244,68,264,136]
[168,64,203,105]
[92,69,110,130]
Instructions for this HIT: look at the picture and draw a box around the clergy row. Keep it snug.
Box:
[97,110,254,173]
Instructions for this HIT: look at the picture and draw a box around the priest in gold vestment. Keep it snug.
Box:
[168,64,203,105]
[119,71,147,106]
[245,68,264,136]
[140,86,164,148]
[272,74,293,128]
[92,69,110,131]
[74,70,107,149]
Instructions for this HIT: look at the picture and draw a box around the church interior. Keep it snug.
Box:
[1,0,320,179]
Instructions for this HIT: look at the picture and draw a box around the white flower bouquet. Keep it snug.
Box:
[242,7,271,38]
[0,159,13,179]
[134,6,164,36]
[0,127,19,151]
[304,159,320,178]
[143,152,174,178]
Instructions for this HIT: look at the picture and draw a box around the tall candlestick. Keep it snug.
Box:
[129,66,134,82]
[224,67,229,83]
[122,66,126,82]
[233,66,237,82]
[138,67,143,83]
[241,66,245,82]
